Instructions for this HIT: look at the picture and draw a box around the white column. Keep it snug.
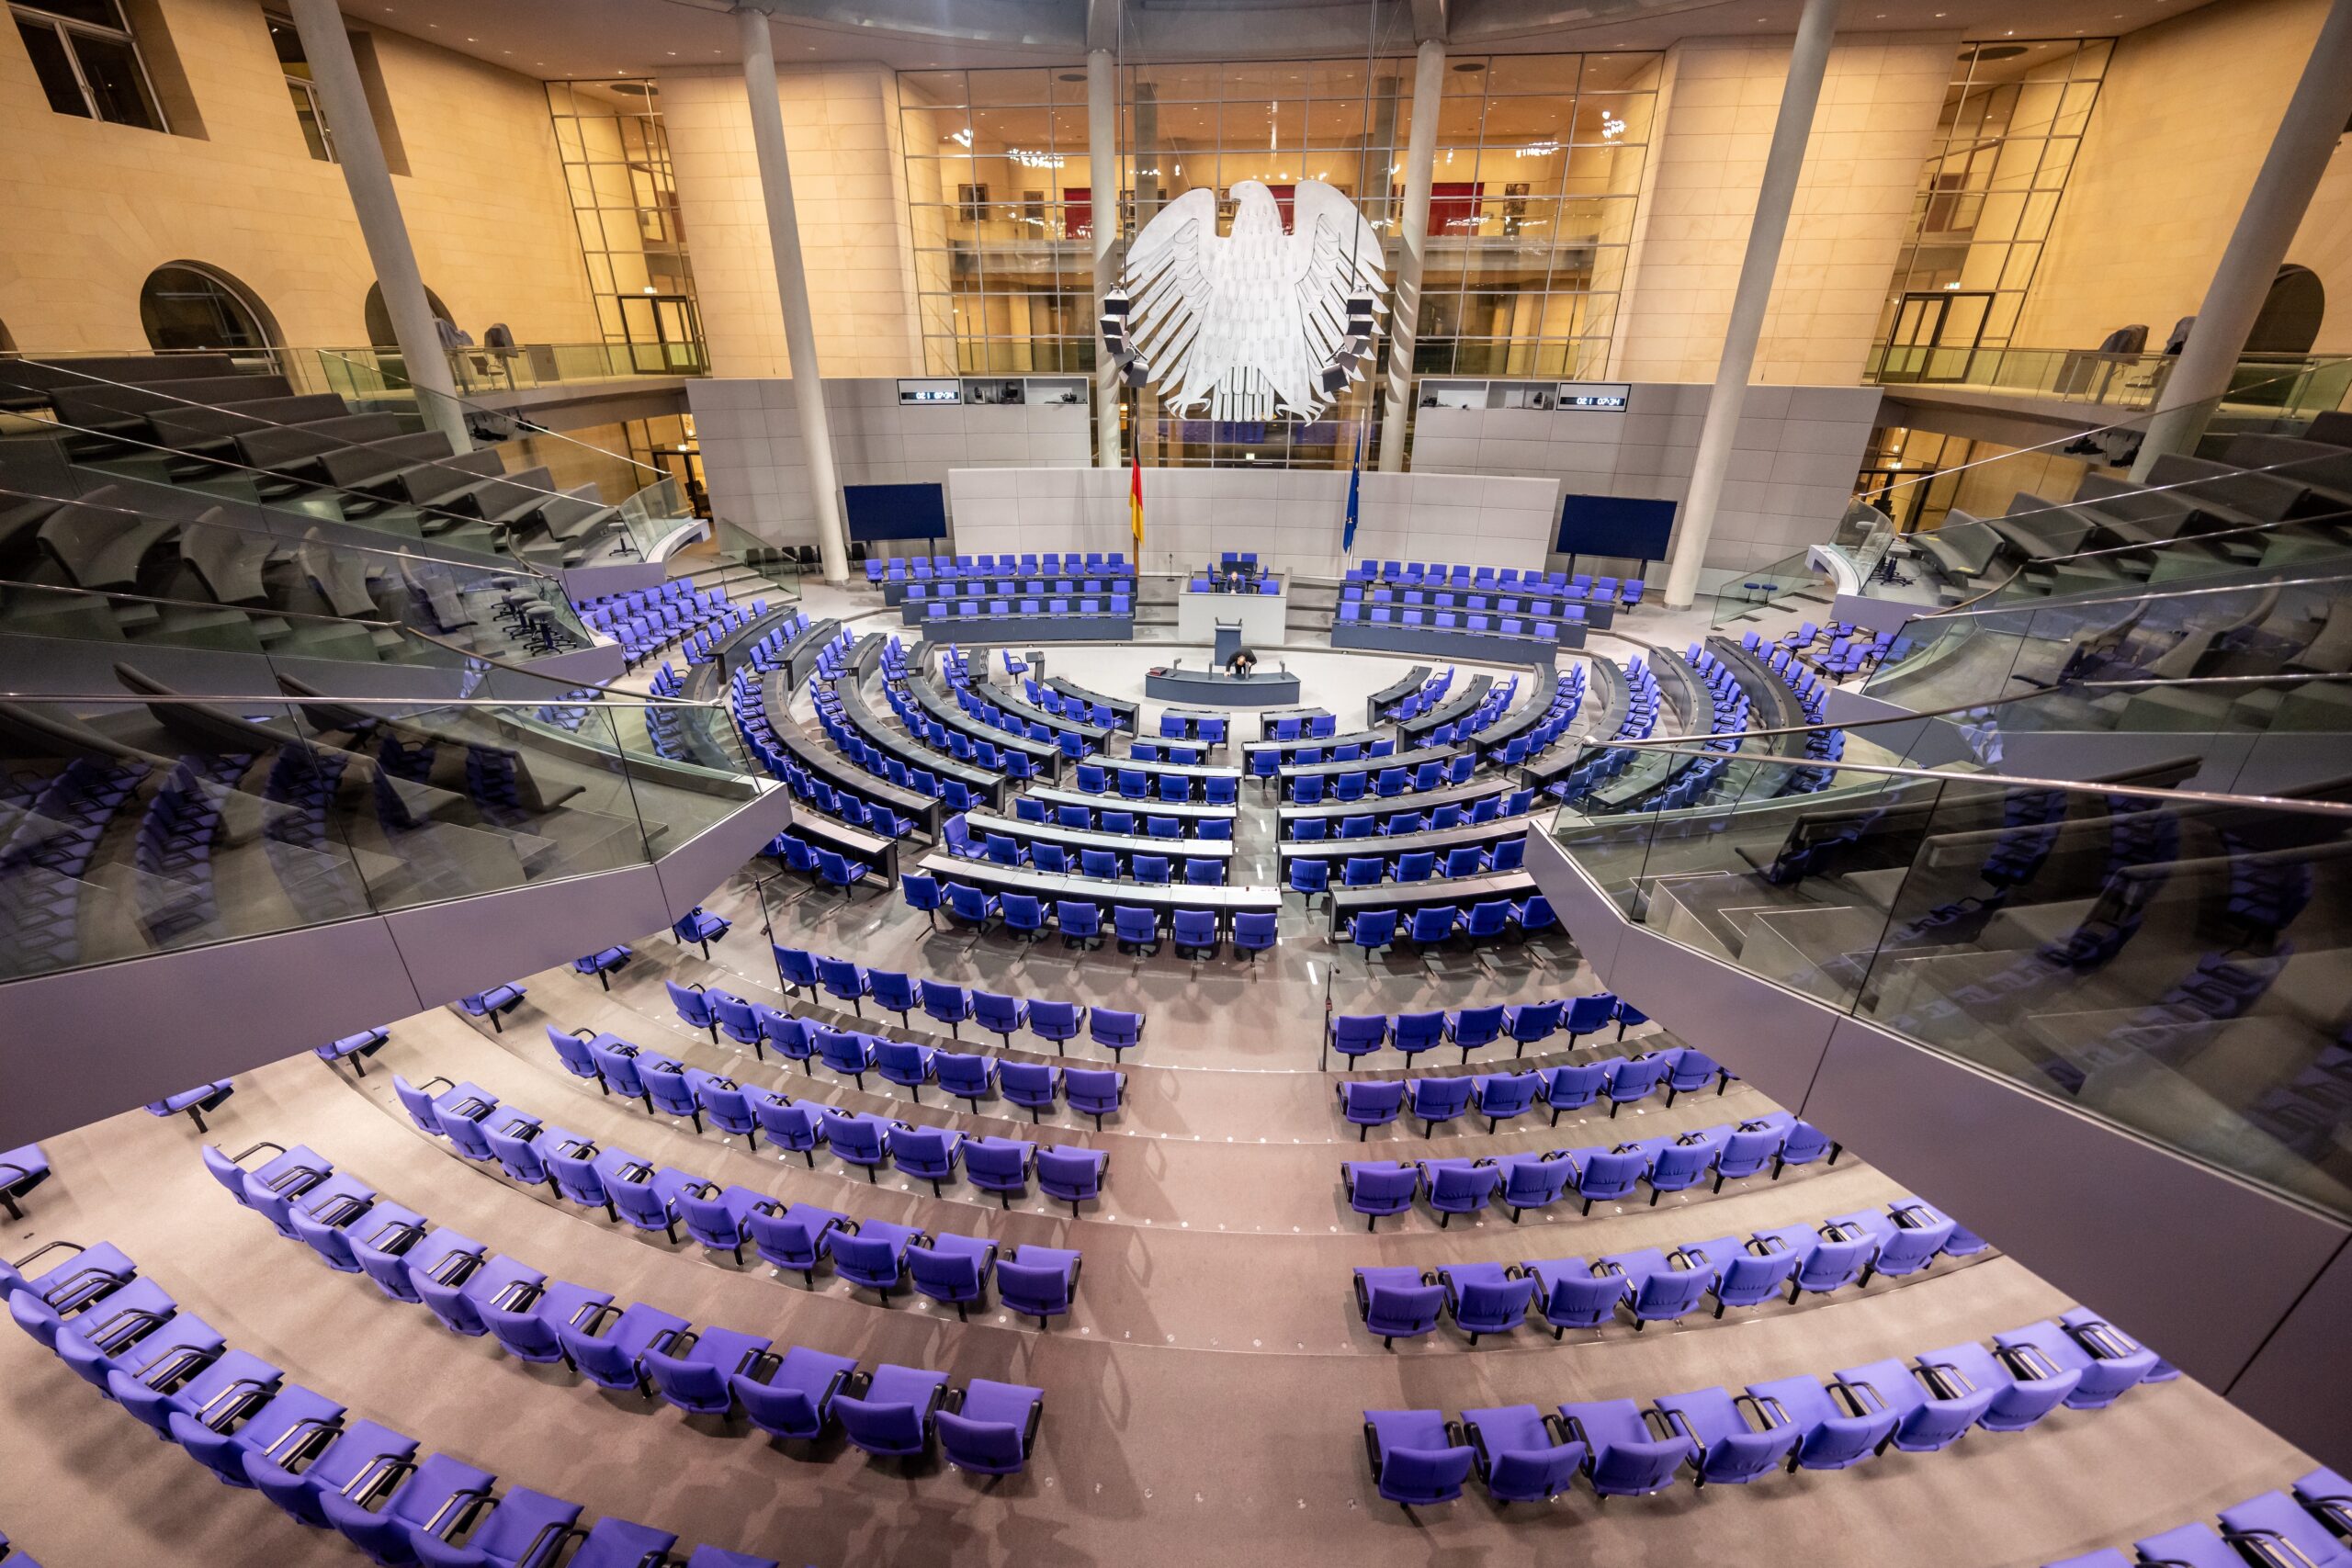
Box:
[1661,0,1840,608]
[1089,46,1122,468]
[2131,0,2352,479]
[287,0,467,452]
[736,5,849,583]
[1377,39,1446,473]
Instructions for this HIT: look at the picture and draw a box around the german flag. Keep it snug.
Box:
[1129,448,1145,558]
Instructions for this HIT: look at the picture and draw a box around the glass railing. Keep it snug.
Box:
[0,480,594,663]
[1865,344,2352,420]
[0,677,763,984]
[1862,572,2352,744]
[4,351,668,573]
[289,342,708,403]
[711,514,809,597]
[1549,751,2352,1221]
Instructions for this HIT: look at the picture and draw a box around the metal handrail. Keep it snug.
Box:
[1594,669,2352,752]
[9,367,589,556]
[310,347,669,485]
[0,691,725,710]
[1861,355,2347,505]
[0,481,563,584]
[1554,745,2352,818]
[1892,567,2352,621]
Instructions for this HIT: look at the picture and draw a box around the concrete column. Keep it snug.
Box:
[286,0,467,452]
[1661,0,1840,608]
[1089,45,1122,468]
[2131,0,2352,479]
[735,5,848,583]
[1378,39,1446,473]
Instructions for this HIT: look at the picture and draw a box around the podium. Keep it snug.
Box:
[1214,623,1240,667]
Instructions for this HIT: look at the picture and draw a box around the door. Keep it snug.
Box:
[1880,290,1995,384]
[617,294,706,375]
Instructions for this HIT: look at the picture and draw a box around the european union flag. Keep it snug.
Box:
[1341,426,1364,557]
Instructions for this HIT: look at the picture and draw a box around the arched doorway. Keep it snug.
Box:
[138,264,279,355]
[2246,265,2324,355]
[363,282,454,347]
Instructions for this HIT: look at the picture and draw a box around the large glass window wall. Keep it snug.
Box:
[898,53,1656,463]
[1871,39,2111,383]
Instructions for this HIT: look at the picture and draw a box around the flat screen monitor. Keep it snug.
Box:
[844,482,948,542]
[1555,492,1677,561]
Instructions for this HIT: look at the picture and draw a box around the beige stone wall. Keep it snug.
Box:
[1611,32,1956,385]
[658,63,928,379]
[2017,0,2352,355]
[0,0,597,351]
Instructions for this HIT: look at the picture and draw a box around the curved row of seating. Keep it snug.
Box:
[1351,1195,1984,1345]
[2046,1472,2348,1567]
[383,1052,1106,1298]
[1007,795,1233,838]
[1344,558,1646,611]
[1340,1111,1841,1227]
[1335,1049,1732,1138]
[808,660,1001,810]
[767,944,1146,1050]
[1335,895,1555,957]
[900,871,1283,958]
[1363,1305,2169,1507]
[945,815,1237,885]
[936,647,1100,758]
[1323,991,1647,1066]
[499,1025,1114,1212]
[1286,836,1529,896]
[868,550,1133,586]
[1281,754,1479,806]
[625,1005,1135,1135]
[6,1242,788,1564]
[1065,761,1244,805]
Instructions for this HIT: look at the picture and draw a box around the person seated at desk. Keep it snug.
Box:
[1227,647,1258,678]
[1217,564,1247,593]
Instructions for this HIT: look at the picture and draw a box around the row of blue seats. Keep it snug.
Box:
[1353,1195,1981,1344]
[1284,755,1480,805]
[573,580,737,669]
[519,1029,1114,1210]
[904,579,1128,603]
[1335,1049,1730,1138]
[1386,667,1453,722]
[1335,897,1555,958]
[0,1143,48,1220]
[1067,762,1245,805]
[809,675,1027,804]
[913,596,1132,623]
[1190,574,1281,594]
[1341,582,1644,614]
[1345,560,1643,605]
[1335,604,1581,643]
[1287,837,1528,896]
[771,943,1146,1049]
[1018,677,1124,731]
[869,551,1132,581]
[937,658,1096,756]
[1340,1111,1840,1227]
[641,1000,1134,1131]
[901,873,1283,958]
[1278,789,1535,842]
[390,1049,1109,1283]
[947,818,1238,885]
[2048,1472,2348,1567]
[6,1243,784,1564]
[131,754,248,943]
[763,831,879,896]
[1363,1305,2167,1506]
[1324,991,1647,1066]
[206,1138,1069,1450]
[0,756,146,974]
[1009,797,1233,839]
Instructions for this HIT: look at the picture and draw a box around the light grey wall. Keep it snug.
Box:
[943,467,1561,580]
[690,378,1091,550]
[1408,383,1883,574]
